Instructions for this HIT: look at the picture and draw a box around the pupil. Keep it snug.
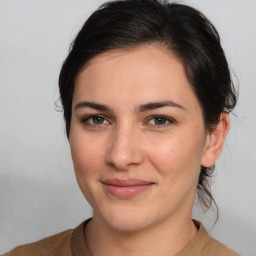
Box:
[93,116,103,124]
[155,117,166,125]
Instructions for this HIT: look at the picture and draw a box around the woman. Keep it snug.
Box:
[4,0,239,255]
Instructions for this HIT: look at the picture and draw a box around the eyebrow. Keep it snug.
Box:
[74,100,185,112]
[74,102,111,112]
[136,101,185,112]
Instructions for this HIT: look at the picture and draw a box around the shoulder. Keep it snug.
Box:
[2,229,73,256]
[205,235,240,256]
[178,220,240,256]
[197,220,240,256]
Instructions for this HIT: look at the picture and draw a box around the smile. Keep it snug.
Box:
[101,179,154,199]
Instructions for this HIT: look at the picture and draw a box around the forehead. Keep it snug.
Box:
[73,44,201,113]
[83,44,181,76]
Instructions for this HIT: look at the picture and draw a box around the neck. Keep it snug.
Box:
[85,214,198,256]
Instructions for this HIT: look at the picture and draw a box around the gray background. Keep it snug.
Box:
[0,0,255,255]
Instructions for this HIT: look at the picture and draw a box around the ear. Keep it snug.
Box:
[201,112,230,167]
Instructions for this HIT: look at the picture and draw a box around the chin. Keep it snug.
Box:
[95,203,161,233]
[106,216,152,233]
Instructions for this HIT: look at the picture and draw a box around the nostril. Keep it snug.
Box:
[106,152,141,170]
[105,142,144,170]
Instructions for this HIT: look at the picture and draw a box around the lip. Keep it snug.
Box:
[102,179,154,199]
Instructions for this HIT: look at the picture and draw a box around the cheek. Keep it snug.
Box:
[146,131,205,182]
[69,130,108,206]
[70,128,107,182]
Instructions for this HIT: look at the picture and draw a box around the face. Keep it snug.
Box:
[70,45,212,232]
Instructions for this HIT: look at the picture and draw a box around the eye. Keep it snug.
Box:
[147,116,174,127]
[82,115,110,126]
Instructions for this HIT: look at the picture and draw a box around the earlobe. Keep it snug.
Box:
[201,112,230,167]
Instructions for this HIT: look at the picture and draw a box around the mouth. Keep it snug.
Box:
[101,179,155,199]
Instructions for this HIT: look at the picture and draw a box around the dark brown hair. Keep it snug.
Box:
[59,0,237,215]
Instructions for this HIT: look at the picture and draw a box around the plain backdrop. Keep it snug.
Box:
[0,0,255,255]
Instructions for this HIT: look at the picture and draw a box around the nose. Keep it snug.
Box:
[105,126,145,170]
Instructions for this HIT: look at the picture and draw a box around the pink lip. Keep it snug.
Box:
[102,179,154,199]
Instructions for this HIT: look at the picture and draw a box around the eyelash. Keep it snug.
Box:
[146,116,175,128]
[81,115,175,128]
[81,115,111,127]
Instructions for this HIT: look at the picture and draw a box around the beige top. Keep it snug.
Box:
[2,219,240,256]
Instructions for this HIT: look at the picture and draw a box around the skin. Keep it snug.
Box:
[69,44,229,256]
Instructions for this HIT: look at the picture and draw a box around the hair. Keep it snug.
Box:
[58,0,237,216]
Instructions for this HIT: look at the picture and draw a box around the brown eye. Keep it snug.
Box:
[154,117,168,125]
[147,116,174,127]
[82,115,110,126]
[92,116,105,124]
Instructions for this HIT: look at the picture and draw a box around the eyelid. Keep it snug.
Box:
[81,114,111,126]
[146,115,176,127]
[80,114,175,128]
